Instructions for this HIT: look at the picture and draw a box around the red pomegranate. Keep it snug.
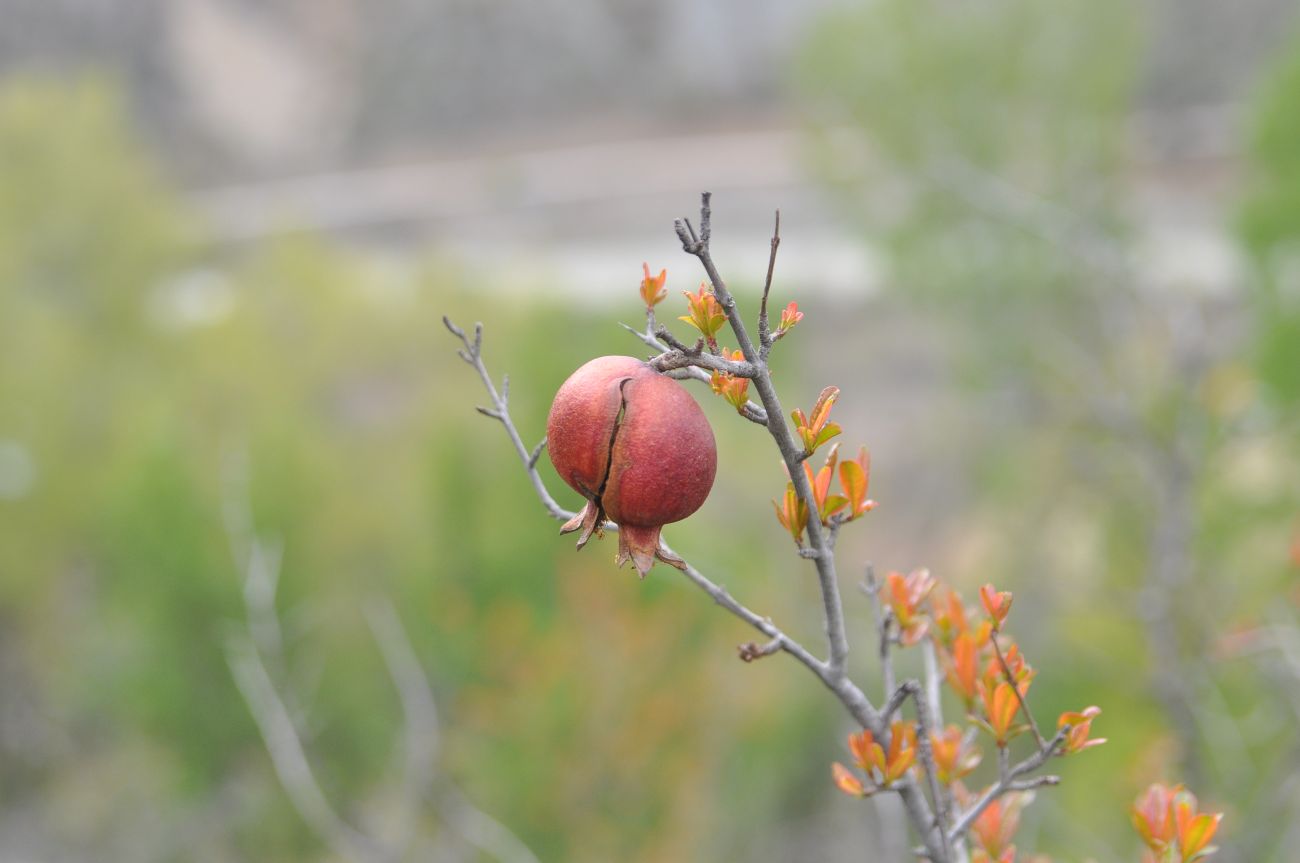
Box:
[547,356,717,576]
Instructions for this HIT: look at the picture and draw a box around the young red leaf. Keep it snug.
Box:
[776,301,804,336]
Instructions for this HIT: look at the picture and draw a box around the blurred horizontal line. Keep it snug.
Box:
[193,128,807,241]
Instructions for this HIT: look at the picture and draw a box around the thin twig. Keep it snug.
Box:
[445,318,838,687]
[652,324,704,355]
[648,348,758,378]
[758,209,781,358]
[617,321,769,425]
[911,684,954,863]
[863,566,897,701]
[947,727,1068,846]
[674,192,940,862]
[433,784,544,863]
[452,197,947,861]
[1005,775,1060,792]
[738,636,783,662]
[921,640,944,732]
[882,681,915,724]
[919,639,956,858]
[227,640,391,862]
[675,193,852,682]
[991,634,1045,748]
[225,468,540,863]
[445,316,576,523]
[527,437,547,469]
[365,598,438,854]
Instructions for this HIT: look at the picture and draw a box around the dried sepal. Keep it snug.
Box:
[614,523,686,579]
[559,499,605,549]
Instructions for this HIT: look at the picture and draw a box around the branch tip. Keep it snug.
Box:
[738,637,782,662]
[527,437,547,470]
[442,315,465,339]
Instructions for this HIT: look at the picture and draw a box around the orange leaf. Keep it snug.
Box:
[980,584,1013,628]
[771,482,808,546]
[639,262,667,308]
[831,762,868,797]
[848,730,884,774]
[778,301,804,333]
[1131,784,1177,851]
[810,386,839,430]
[1057,705,1106,755]
[679,284,727,340]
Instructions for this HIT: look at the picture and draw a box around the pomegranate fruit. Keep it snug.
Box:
[547,355,717,577]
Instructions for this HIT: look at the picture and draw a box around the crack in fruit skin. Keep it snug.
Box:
[547,356,717,577]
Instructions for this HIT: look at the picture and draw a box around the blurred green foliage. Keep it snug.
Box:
[799,0,1300,859]
[3,8,1299,852]
[1239,23,1300,409]
[0,76,862,862]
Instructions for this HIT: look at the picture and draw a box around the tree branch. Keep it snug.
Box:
[364,598,438,854]
[673,193,943,860]
[991,633,1045,748]
[647,348,758,378]
[758,209,780,359]
[227,639,388,863]
[674,192,852,683]
[445,316,578,523]
[617,321,769,425]
[946,727,1068,846]
[224,466,539,863]
[445,317,836,690]
[911,682,954,863]
[448,196,952,860]
[863,566,897,702]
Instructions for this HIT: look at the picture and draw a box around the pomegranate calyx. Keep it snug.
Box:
[560,499,605,549]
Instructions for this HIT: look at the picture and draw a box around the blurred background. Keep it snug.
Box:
[2,0,1300,860]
